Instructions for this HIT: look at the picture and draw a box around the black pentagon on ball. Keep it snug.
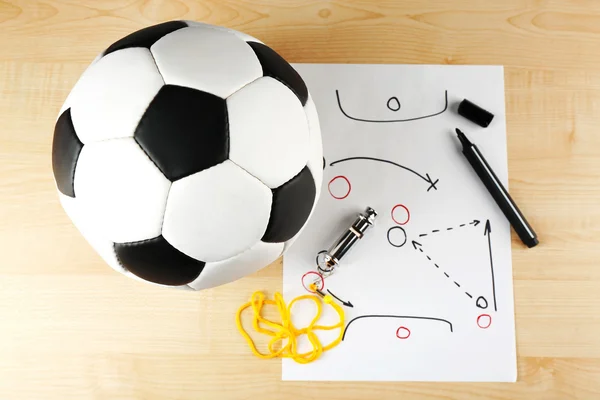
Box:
[134,85,229,181]
[247,42,308,106]
[103,21,187,57]
[261,166,316,243]
[114,235,205,286]
[52,108,83,198]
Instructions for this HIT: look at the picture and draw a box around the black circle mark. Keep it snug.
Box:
[387,226,407,248]
[387,96,401,112]
[476,296,489,309]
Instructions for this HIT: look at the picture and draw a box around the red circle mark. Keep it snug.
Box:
[391,204,410,225]
[396,326,411,339]
[328,176,351,200]
[477,314,492,329]
[301,271,324,293]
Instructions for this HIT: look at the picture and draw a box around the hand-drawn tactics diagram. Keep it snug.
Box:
[283,64,515,382]
[300,88,501,342]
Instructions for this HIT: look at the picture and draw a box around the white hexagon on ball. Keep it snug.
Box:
[162,160,272,262]
[151,26,262,99]
[65,48,164,144]
[74,138,171,244]
[228,77,310,189]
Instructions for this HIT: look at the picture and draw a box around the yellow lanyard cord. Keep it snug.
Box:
[235,291,345,364]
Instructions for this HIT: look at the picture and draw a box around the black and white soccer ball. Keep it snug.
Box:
[52,21,323,290]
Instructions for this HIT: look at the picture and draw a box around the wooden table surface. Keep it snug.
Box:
[2,0,600,398]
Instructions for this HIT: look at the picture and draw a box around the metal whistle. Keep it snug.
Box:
[317,207,377,276]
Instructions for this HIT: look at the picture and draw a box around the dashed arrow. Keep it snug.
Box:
[418,219,481,238]
[412,241,485,306]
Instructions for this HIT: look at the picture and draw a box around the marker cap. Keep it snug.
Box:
[458,99,494,128]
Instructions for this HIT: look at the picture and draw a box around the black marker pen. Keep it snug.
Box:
[456,128,538,248]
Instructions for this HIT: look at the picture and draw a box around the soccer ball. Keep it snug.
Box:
[52,21,323,290]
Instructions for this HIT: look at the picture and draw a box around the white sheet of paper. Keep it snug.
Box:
[283,64,516,382]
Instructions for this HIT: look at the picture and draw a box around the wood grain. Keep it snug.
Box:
[1,0,600,398]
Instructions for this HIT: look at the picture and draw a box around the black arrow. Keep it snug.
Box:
[484,220,497,311]
[329,157,439,191]
[327,289,353,308]
[470,219,481,226]
[412,240,423,251]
